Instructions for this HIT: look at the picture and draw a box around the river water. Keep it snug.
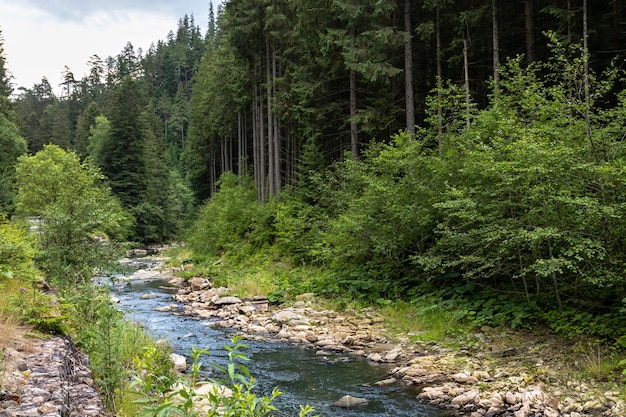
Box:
[109,258,452,417]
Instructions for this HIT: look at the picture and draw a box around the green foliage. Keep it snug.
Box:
[0,111,28,212]
[186,172,270,257]
[14,144,132,286]
[67,283,174,413]
[9,286,68,334]
[0,215,37,282]
[180,29,626,349]
[87,115,111,168]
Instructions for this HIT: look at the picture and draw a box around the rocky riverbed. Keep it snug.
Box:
[156,271,625,417]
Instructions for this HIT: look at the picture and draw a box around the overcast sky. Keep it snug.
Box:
[1,0,218,95]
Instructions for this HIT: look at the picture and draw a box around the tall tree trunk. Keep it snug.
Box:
[349,29,359,158]
[582,0,598,162]
[266,38,275,199]
[252,85,259,196]
[436,5,443,150]
[613,0,621,49]
[567,0,572,43]
[272,50,281,199]
[349,68,358,157]
[210,142,216,197]
[463,37,471,128]
[259,80,266,203]
[237,112,243,178]
[492,0,500,91]
[524,0,535,63]
[404,0,415,140]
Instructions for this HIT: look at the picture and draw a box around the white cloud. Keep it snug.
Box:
[1,1,211,94]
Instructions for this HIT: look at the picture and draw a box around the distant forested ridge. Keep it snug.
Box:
[4,1,626,338]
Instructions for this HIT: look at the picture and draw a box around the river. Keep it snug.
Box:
[109,256,452,417]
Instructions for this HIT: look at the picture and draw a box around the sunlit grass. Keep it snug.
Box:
[0,278,32,344]
[381,300,470,345]
[226,271,280,299]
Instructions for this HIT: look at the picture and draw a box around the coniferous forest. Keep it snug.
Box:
[3,0,626,347]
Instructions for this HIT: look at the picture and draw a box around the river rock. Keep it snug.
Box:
[141,292,160,299]
[274,310,300,322]
[189,277,210,291]
[170,353,187,372]
[214,296,242,305]
[451,389,479,406]
[452,372,478,384]
[373,378,396,387]
[505,391,519,405]
[154,304,179,312]
[332,395,368,408]
[582,399,607,413]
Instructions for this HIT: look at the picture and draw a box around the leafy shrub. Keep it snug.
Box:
[187,172,269,257]
[0,215,37,282]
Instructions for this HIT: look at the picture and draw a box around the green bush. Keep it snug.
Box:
[0,214,37,282]
[186,172,260,256]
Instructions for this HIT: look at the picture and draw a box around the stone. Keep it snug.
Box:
[453,372,477,384]
[373,378,396,387]
[451,389,479,406]
[505,391,519,405]
[248,325,269,334]
[239,305,257,314]
[582,399,607,413]
[367,353,382,362]
[332,395,368,408]
[418,387,446,401]
[472,370,491,380]
[170,353,187,372]
[274,310,299,322]
[485,406,501,417]
[140,293,160,299]
[193,382,233,398]
[214,296,242,305]
[189,277,209,291]
[0,337,107,417]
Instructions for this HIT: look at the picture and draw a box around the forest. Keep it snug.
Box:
[2,0,626,346]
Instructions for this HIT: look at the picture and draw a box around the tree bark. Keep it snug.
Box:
[524,0,535,63]
[404,0,415,140]
[492,0,500,91]
[349,29,359,159]
[272,50,281,199]
[266,37,275,199]
[463,37,471,128]
[436,5,443,150]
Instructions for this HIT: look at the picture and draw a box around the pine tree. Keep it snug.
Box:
[101,76,147,212]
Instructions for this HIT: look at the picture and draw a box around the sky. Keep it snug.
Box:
[0,0,219,95]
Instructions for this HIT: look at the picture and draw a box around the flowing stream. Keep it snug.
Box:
[109,257,452,417]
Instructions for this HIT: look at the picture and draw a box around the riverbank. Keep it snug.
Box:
[157,266,625,417]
